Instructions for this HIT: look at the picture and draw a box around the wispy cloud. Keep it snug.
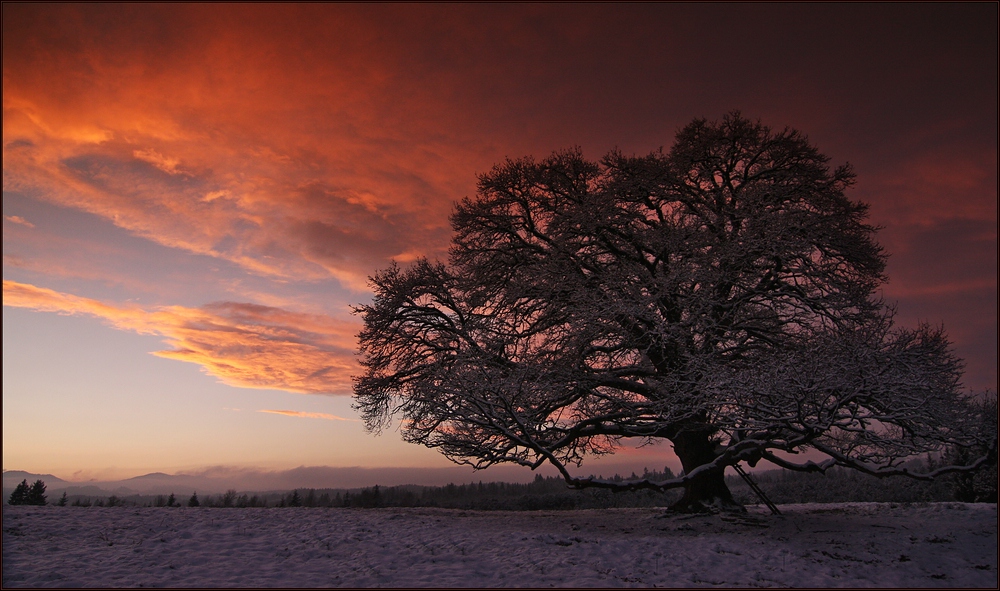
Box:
[2,3,995,396]
[4,6,996,295]
[258,409,357,421]
[2,280,360,395]
[1,5,476,291]
[133,148,186,175]
[3,111,455,291]
[872,148,998,226]
[884,278,997,298]
[4,215,35,228]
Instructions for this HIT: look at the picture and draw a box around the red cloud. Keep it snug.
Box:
[2,5,484,291]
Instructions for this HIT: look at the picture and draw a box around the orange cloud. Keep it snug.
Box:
[132,148,186,175]
[3,3,995,400]
[2,280,360,395]
[2,5,489,292]
[258,410,357,421]
[4,215,35,228]
[34,5,998,299]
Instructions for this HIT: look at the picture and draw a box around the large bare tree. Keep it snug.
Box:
[353,113,995,512]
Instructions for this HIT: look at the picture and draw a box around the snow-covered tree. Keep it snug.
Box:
[354,112,995,512]
[947,392,998,503]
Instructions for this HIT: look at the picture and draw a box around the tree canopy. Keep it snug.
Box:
[353,112,995,512]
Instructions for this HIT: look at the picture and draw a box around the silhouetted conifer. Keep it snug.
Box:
[26,480,47,505]
[188,492,200,507]
[8,479,30,505]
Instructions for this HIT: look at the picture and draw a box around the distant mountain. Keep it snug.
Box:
[125,472,172,480]
[3,470,69,489]
[3,459,674,496]
[1,465,553,495]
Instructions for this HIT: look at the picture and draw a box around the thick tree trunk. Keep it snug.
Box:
[670,429,744,513]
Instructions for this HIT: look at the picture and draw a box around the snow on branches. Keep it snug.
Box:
[353,112,994,512]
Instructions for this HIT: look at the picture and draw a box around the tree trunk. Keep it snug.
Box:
[670,429,744,513]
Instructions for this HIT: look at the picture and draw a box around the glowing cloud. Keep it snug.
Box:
[133,148,185,175]
[4,215,35,228]
[1,5,474,292]
[2,280,360,395]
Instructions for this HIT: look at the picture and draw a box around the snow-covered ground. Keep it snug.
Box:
[2,502,996,587]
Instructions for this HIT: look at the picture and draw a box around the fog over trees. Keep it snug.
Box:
[354,113,996,512]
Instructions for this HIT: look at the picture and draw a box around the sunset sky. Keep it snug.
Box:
[3,4,996,484]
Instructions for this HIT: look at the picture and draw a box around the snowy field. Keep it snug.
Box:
[2,503,996,588]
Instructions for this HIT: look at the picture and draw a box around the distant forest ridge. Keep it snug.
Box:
[7,460,996,510]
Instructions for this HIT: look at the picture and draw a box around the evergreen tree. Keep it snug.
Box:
[167,493,177,507]
[27,480,47,505]
[188,492,200,507]
[57,492,68,507]
[8,479,30,505]
[288,490,302,507]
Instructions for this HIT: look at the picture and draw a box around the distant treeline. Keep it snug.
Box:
[26,456,997,509]
[57,467,684,510]
[727,465,983,506]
